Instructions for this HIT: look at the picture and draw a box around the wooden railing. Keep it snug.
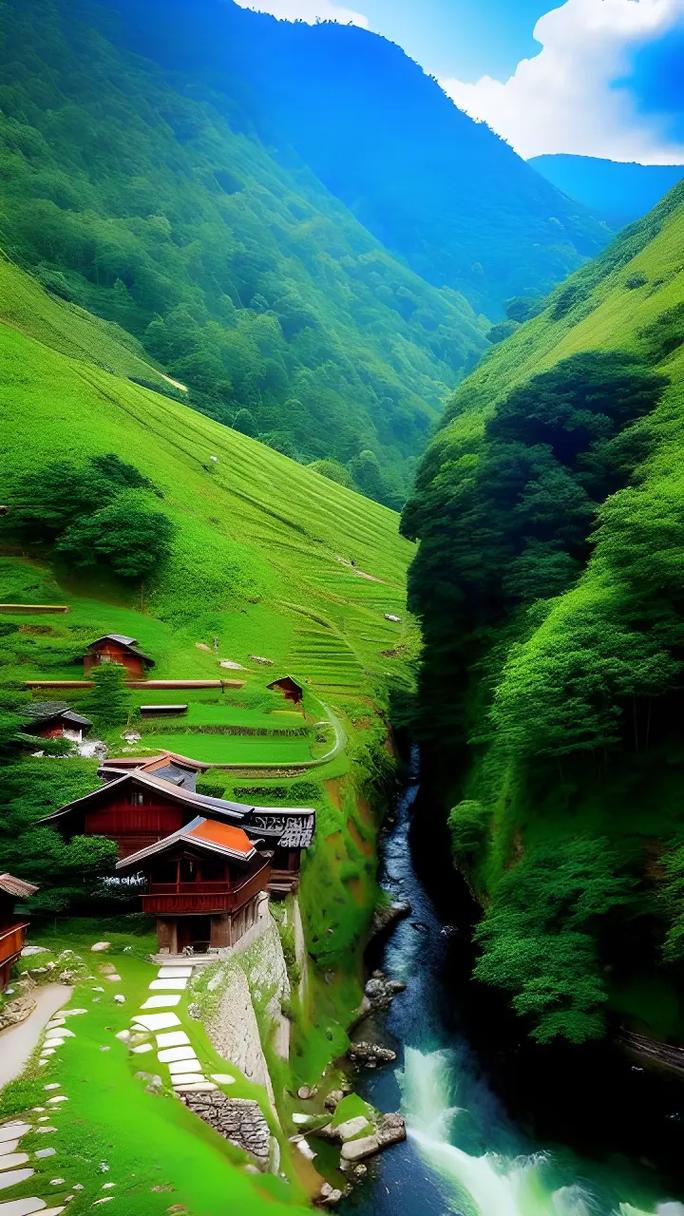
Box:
[141,867,269,916]
[0,922,28,965]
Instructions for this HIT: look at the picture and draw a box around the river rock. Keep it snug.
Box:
[90,942,111,953]
[318,1183,344,1206]
[348,1042,397,1068]
[369,902,411,939]
[377,1113,406,1148]
[340,1133,381,1162]
[335,1116,372,1142]
[363,975,407,1011]
[324,1089,344,1112]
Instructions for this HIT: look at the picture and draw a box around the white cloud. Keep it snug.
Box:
[441,0,684,164]
[232,0,370,28]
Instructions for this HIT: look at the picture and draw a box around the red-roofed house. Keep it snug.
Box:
[83,634,154,679]
[116,816,270,953]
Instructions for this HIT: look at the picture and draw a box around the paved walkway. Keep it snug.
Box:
[0,988,72,1091]
[130,966,232,1094]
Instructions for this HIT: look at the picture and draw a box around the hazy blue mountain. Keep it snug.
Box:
[530,154,683,228]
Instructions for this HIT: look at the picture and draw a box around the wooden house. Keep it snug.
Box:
[42,763,315,891]
[267,675,304,706]
[84,634,154,679]
[116,817,269,953]
[23,701,93,743]
[0,874,38,991]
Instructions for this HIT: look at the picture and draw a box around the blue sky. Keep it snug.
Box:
[233,0,684,164]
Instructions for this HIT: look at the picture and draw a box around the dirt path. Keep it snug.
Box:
[0,984,72,1089]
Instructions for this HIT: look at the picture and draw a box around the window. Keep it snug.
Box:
[131,791,145,807]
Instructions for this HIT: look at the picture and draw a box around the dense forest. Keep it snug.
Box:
[109,0,610,316]
[0,0,612,505]
[404,182,684,1046]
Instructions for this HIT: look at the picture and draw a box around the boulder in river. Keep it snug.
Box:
[348,1041,397,1068]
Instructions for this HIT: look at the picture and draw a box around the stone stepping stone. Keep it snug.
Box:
[0,1126,30,1146]
[167,1059,202,1076]
[131,1044,153,1055]
[34,1151,56,1161]
[42,1040,64,1048]
[105,975,122,983]
[45,1029,74,1041]
[0,1155,29,1172]
[171,1073,206,1086]
[46,1098,68,1106]
[155,1032,189,1049]
[158,1047,197,1064]
[131,1013,180,1032]
[35,1128,57,1135]
[43,1085,60,1092]
[157,967,192,979]
[0,1200,47,1216]
[0,1146,19,1159]
[173,1082,216,1092]
[0,1169,34,1191]
[211,1075,236,1085]
[149,980,188,991]
[140,995,181,1010]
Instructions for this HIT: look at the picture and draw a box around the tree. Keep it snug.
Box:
[55,492,175,582]
[81,664,131,729]
[232,408,258,437]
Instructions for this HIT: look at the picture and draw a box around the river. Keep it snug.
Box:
[340,753,684,1216]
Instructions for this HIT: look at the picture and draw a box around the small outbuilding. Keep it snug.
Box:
[267,675,304,706]
[84,634,154,679]
[0,873,38,991]
[23,701,93,743]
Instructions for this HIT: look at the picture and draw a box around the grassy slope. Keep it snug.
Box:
[409,182,684,1038]
[0,257,416,1201]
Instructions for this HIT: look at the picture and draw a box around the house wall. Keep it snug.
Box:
[84,799,185,858]
[84,643,145,678]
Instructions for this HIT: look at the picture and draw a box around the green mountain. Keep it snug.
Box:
[0,0,488,507]
[403,183,684,1046]
[109,0,610,317]
[531,154,683,228]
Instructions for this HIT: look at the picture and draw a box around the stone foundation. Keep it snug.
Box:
[182,1092,272,1168]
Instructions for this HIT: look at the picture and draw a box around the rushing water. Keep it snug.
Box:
[340,753,684,1216]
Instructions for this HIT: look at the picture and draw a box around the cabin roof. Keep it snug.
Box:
[41,767,316,847]
[0,872,39,898]
[100,752,209,774]
[23,703,93,730]
[115,816,257,870]
[87,635,154,665]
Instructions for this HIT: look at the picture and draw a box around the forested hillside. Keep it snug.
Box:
[531,154,683,228]
[109,0,609,317]
[403,183,684,1047]
[0,0,487,506]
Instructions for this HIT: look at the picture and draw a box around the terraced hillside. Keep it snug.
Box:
[0,251,418,1210]
[0,255,417,708]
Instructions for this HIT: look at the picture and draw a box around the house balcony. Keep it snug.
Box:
[141,866,269,917]
[0,922,29,969]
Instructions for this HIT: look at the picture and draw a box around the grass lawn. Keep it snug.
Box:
[1,932,311,1216]
[141,732,312,765]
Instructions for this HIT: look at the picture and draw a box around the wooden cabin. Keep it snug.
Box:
[267,675,304,706]
[42,765,315,889]
[23,701,93,743]
[0,874,38,991]
[116,817,269,953]
[84,634,154,679]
